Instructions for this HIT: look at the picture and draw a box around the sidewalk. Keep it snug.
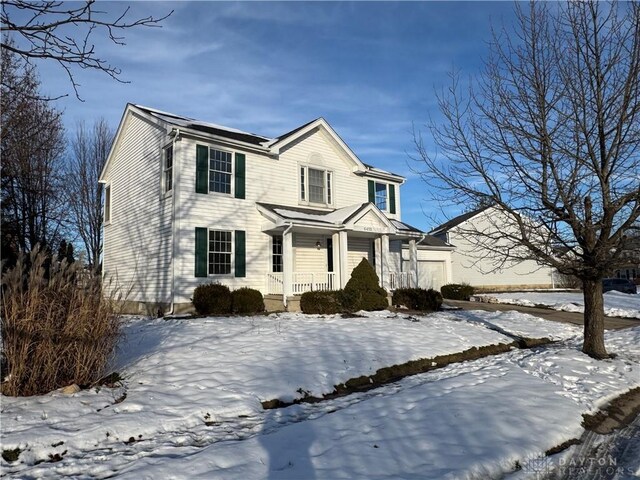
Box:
[444,299,640,330]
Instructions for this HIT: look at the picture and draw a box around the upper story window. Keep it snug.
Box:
[163,145,173,193]
[300,165,333,205]
[104,184,111,223]
[375,182,387,210]
[196,144,245,199]
[209,149,232,194]
[368,179,396,214]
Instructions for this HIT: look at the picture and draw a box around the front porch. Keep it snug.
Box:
[257,201,427,306]
[266,270,412,296]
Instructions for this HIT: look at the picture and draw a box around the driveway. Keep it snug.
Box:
[444,300,640,330]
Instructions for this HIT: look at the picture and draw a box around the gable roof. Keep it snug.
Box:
[429,205,493,235]
[100,104,406,183]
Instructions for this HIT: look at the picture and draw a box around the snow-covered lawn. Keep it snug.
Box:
[1,310,639,479]
[475,290,640,319]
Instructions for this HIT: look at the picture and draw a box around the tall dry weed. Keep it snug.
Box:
[1,247,122,396]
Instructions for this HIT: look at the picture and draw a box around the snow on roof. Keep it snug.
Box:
[258,202,369,225]
[134,105,272,146]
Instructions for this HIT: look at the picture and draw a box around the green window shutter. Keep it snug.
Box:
[234,153,246,199]
[195,227,208,277]
[368,180,375,203]
[389,184,396,214]
[196,145,208,194]
[234,230,246,277]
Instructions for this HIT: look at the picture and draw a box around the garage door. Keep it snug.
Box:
[418,261,446,290]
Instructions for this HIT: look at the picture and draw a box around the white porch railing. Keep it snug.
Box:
[389,271,412,290]
[266,272,337,295]
[266,273,284,295]
[292,272,337,295]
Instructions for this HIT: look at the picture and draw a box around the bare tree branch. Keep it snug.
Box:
[1,0,172,100]
[413,1,640,358]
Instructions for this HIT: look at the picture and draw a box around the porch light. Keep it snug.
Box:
[316,241,322,250]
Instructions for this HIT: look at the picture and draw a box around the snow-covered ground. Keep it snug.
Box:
[475,290,640,319]
[1,310,639,479]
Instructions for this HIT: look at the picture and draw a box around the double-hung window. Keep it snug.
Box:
[375,182,387,210]
[272,236,283,273]
[163,145,173,193]
[209,149,233,194]
[300,165,333,205]
[209,230,232,275]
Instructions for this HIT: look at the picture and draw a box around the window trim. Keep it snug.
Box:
[208,229,234,276]
[163,144,174,195]
[104,184,112,225]
[208,147,234,196]
[299,164,334,206]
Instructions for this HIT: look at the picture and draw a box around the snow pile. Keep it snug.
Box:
[476,290,640,319]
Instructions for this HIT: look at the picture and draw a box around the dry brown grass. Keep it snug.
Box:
[1,247,122,396]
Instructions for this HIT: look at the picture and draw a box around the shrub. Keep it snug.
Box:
[440,283,475,300]
[392,288,443,311]
[192,283,232,315]
[344,258,389,311]
[1,247,120,396]
[232,287,265,314]
[300,290,343,314]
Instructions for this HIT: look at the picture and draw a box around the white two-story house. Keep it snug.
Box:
[100,104,453,313]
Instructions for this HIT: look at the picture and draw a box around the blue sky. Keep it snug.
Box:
[34,1,517,231]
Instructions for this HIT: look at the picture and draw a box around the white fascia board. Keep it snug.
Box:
[358,170,406,184]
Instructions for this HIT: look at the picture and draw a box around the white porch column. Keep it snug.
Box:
[339,230,349,288]
[332,232,340,289]
[283,229,293,305]
[374,236,382,285]
[381,234,390,289]
[409,239,418,288]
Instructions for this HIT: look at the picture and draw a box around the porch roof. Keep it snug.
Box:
[255,202,446,243]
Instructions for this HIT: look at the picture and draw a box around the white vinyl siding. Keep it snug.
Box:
[448,208,553,288]
[347,237,373,272]
[294,234,328,272]
[101,112,172,304]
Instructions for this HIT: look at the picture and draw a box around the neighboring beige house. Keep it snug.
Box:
[430,205,554,291]
[100,104,453,313]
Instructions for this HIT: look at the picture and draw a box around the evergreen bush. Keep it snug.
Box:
[300,290,343,314]
[192,283,232,315]
[344,258,389,311]
[440,283,475,301]
[392,288,442,311]
[232,287,265,314]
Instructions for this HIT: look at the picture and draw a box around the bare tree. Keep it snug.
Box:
[1,46,67,257]
[66,119,113,271]
[1,0,172,99]
[414,1,640,358]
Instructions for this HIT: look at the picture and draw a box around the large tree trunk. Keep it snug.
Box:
[582,278,608,359]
